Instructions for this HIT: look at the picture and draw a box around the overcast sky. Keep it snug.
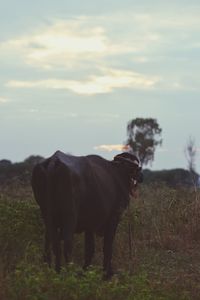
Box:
[0,0,200,171]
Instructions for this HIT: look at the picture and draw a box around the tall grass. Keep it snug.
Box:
[1,183,200,299]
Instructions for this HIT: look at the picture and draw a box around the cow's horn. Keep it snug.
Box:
[114,154,140,167]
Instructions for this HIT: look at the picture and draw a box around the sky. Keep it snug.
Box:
[0,0,200,171]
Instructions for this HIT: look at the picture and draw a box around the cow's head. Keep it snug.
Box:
[113,152,143,196]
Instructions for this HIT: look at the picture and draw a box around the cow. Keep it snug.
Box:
[31,150,143,278]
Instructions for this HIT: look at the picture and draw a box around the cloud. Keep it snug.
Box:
[0,97,8,103]
[1,11,200,93]
[94,144,127,152]
[6,67,159,95]
[0,18,132,70]
[1,12,184,70]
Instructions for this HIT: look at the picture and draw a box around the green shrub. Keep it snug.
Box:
[0,198,43,270]
[7,256,154,300]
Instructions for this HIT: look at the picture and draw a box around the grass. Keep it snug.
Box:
[1,182,200,299]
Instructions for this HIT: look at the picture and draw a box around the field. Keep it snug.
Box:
[1,181,200,300]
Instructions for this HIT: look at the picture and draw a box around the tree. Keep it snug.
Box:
[126,118,162,166]
[24,155,44,166]
[184,136,196,173]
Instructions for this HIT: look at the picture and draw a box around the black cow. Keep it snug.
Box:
[31,150,143,278]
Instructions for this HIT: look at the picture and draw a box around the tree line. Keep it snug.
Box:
[0,117,198,187]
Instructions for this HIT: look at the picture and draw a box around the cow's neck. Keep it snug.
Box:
[112,162,133,206]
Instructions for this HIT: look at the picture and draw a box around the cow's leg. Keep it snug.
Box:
[55,165,77,265]
[103,214,120,279]
[44,227,51,266]
[83,231,95,270]
[52,227,61,273]
[62,217,76,264]
[63,233,73,264]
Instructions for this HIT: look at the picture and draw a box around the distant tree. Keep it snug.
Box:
[0,159,12,167]
[126,118,162,166]
[143,168,196,187]
[184,136,200,192]
[184,136,196,173]
[24,155,44,166]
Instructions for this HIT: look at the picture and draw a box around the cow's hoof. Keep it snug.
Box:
[82,264,89,271]
[76,270,85,278]
[102,271,114,280]
[55,266,61,273]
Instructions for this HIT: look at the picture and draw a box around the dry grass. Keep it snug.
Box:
[1,182,200,299]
